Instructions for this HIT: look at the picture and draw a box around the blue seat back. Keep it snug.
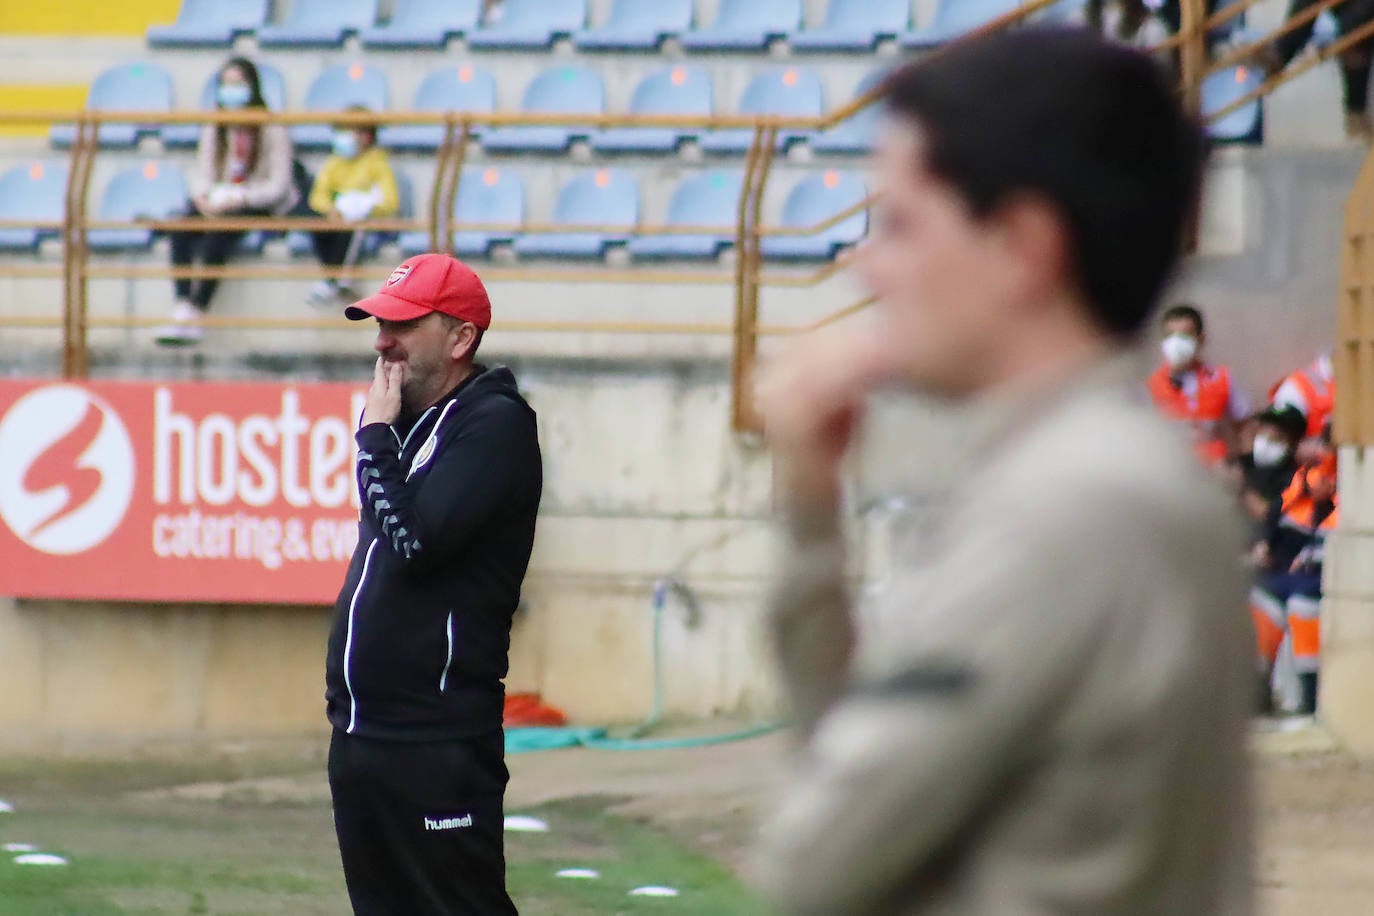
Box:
[172,0,268,28]
[413,65,496,114]
[933,0,1021,31]
[554,169,638,227]
[820,0,910,30]
[0,161,68,221]
[87,62,174,114]
[390,0,481,27]
[492,0,587,31]
[602,0,693,31]
[707,0,801,30]
[665,171,742,226]
[97,162,187,220]
[782,170,868,242]
[455,167,525,225]
[521,65,604,114]
[629,66,712,117]
[197,61,287,111]
[283,0,377,28]
[832,68,888,129]
[738,67,823,118]
[305,63,389,113]
[1202,65,1262,140]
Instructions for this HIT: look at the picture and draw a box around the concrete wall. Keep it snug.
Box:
[1321,447,1374,755]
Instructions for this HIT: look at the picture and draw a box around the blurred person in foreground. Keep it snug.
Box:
[753,28,1253,916]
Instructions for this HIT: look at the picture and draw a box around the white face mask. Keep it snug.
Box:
[1252,434,1290,468]
[1160,334,1198,369]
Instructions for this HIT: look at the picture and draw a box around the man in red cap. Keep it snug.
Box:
[325,253,542,915]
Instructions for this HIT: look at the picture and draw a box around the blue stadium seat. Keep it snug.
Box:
[400,167,526,258]
[291,64,390,150]
[574,0,694,51]
[467,0,587,50]
[483,65,604,154]
[147,0,268,47]
[628,170,742,261]
[379,65,496,151]
[88,162,188,253]
[592,66,712,155]
[700,67,823,156]
[900,0,1020,50]
[1202,65,1263,144]
[790,0,910,52]
[681,0,800,51]
[0,162,67,253]
[257,0,378,47]
[513,169,638,259]
[162,62,287,149]
[761,170,868,261]
[360,0,481,48]
[51,62,174,149]
[810,68,887,155]
[288,172,414,258]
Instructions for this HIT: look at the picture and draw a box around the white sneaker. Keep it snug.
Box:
[154,299,204,347]
[307,279,338,307]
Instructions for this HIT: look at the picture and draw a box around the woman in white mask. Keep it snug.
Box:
[1146,303,1250,468]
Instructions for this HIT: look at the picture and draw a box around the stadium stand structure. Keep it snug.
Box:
[50,62,173,149]
[359,0,483,50]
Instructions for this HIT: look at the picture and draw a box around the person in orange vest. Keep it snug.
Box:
[1271,350,1335,444]
[1147,304,1250,467]
[1249,449,1337,716]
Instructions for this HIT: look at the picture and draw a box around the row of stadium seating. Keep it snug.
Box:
[52,61,884,154]
[0,160,868,261]
[148,0,1082,52]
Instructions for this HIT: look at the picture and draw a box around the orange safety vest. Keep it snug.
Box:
[1286,361,1335,439]
[1279,458,1339,533]
[1147,363,1232,465]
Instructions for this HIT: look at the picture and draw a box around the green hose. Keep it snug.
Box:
[506,579,787,755]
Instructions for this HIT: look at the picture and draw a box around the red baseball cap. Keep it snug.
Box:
[345,253,491,329]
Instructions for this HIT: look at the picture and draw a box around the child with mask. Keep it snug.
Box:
[1146,303,1250,469]
[306,106,399,306]
[1239,405,1308,523]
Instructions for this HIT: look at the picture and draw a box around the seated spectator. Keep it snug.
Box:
[1239,404,1308,523]
[1146,304,1249,468]
[1249,448,1338,715]
[1086,0,1219,44]
[306,107,399,306]
[157,57,298,346]
[1256,0,1374,140]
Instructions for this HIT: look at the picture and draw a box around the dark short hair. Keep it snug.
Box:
[880,27,1206,340]
[1255,405,1307,442]
[336,104,379,143]
[1161,304,1205,336]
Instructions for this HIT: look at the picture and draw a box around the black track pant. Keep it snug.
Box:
[169,206,270,310]
[328,729,517,916]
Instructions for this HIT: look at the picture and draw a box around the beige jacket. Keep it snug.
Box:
[754,354,1254,916]
[188,123,298,215]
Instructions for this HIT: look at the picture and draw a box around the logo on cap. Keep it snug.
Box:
[387,265,413,287]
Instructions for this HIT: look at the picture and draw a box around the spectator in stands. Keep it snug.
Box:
[157,57,298,346]
[1250,445,1338,715]
[306,107,399,306]
[1271,349,1337,455]
[1146,303,1249,468]
[1256,0,1374,140]
[1239,404,1308,523]
[1087,0,1219,44]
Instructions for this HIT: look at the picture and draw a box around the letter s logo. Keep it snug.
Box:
[0,386,136,555]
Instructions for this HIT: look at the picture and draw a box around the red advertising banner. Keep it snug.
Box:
[0,379,368,604]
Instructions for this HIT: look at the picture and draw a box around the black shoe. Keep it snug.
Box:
[1256,670,1276,716]
[1297,672,1319,716]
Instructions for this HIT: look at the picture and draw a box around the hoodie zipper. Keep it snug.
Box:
[343,538,379,734]
[438,611,454,694]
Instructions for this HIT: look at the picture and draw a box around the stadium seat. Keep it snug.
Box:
[700,67,823,156]
[482,65,604,154]
[162,62,287,149]
[399,167,526,258]
[288,172,414,259]
[513,169,637,259]
[257,0,378,48]
[574,0,694,51]
[466,0,587,50]
[628,170,742,261]
[0,161,67,253]
[291,64,390,150]
[810,68,887,155]
[50,62,173,149]
[1202,65,1263,144]
[147,0,269,47]
[88,162,188,253]
[761,170,868,261]
[681,0,801,51]
[900,0,1021,50]
[378,65,496,151]
[360,0,481,48]
[592,66,712,155]
[790,0,910,52]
